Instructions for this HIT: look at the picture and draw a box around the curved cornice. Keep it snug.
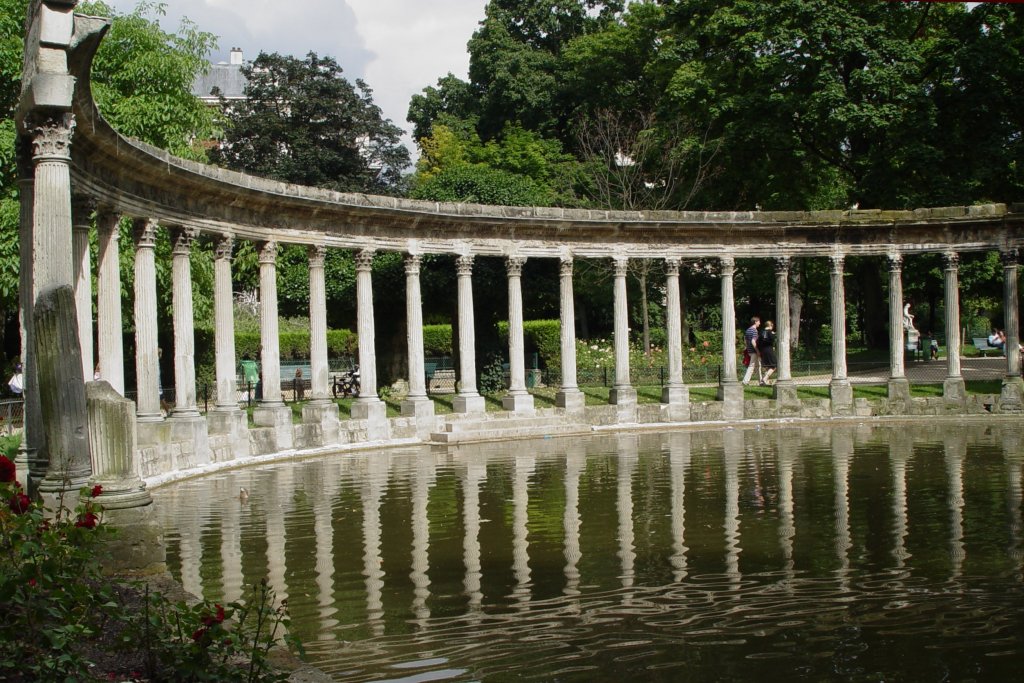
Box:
[61,10,1024,260]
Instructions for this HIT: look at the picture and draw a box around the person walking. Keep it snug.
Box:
[759,321,778,385]
[240,354,260,401]
[742,316,762,386]
[7,363,23,396]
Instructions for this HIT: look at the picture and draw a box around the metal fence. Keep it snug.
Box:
[0,399,24,435]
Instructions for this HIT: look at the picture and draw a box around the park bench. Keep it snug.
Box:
[972,337,1001,357]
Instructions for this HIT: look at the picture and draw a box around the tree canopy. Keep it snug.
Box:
[210,51,409,194]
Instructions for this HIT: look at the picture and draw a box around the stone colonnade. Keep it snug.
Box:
[50,203,1024,437]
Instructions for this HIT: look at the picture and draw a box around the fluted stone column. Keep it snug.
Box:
[401,255,435,427]
[829,254,853,414]
[942,251,966,403]
[170,227,199,417]
[132,219,162,422]
[661,258,689,421]
[503,256,534,413]
[303,246,340,442]
[252,241,293,449]
[999,250,1024,411]
[556,256,584,410]
[350,249,388,438]
[773,257,799,409]
[887,253,910,404]
[95,208,124,394]
[27,114,77,486]
[71,196,94,381]
[610,256,637,411]
[207,234,249,458]
[16,159,38,482]
[454,255,485,413]
[718,257,743,415]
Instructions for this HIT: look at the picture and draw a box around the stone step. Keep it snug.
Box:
[442,415,569,432]
[429,417,591,444]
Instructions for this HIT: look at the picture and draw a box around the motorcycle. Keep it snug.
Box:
[332,366,361,398]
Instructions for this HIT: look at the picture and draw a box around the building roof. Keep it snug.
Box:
[191,61,248,103]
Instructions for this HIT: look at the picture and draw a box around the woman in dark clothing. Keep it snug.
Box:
[759,320,778,385]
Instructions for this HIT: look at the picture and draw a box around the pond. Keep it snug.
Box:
[153,421,1024,682]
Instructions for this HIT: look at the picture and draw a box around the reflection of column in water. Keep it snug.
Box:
[221,474,244,606]
[776,430,796,578]
[1003,430,1023,571]
[889,429,913,568]
[461,453,487,611]
[617,435,638,590]
[511,453,536,607]
[178,488,204,600]
[563,443,585,601]
[265,467,292,610]
[668,432,691,583]
[410,453,437,624]
[313,461,341,639]
[362,455,389,633]
[832,428,853,578]
[944,432,966,580]
[722,430,743,585]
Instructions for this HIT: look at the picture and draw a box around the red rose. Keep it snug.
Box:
[27,578,36,588]
[192,627,207,642]
[0,455,15,483]
[215,604,225,623]
[8,492,30,514]
[91,484,103,498]
[75,511,98,529]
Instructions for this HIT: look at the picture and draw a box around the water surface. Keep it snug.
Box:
[154,422,1024,681]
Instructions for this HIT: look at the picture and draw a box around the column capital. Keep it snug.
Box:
[942,250,960,270]
[132,218,158,248]
[719,256,735,276]
[559,256,574,276]
[29,111,75,161]
[613,256,629,278]
[774,256,791,275]
[829,253,845,274]
[664,257,680,276]
[886,252,903,272]
[170,227,198,256]
[214,234,234,261]
[308,244,326,268]
[258,240,278,265]
[71,195,95,229]
[95,205,120,230]
[404,253,422,275]
[456,254,475,276]
[355,249,374,272]
[1001,249,1019,268]
[506,256,526,277]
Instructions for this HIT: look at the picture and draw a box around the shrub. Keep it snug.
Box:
[423,324,453,355]
[496,319,561,368]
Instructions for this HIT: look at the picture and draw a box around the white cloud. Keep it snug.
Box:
[101,0,487,154]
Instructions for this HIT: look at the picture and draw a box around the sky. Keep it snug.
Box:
[103,0,490,152]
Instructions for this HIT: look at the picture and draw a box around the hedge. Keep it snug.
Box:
[232,329,357,361]
[423,324,453,355]
[496,319,561,368]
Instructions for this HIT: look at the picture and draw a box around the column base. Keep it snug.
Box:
[999,376,1024,413]
[556,388,585,411]
[661,383,689,405]
[830,380,854,415]
[609,386,637,406]
[943,377,967,405]
[252,404,294,451]
[168,414,212,466]
[351,398,390,440]
[502,391,535,413]
[99,504,166,574]
[303,400,340,445]
[136,410,164,423]
[453,393,486,414]
[400,397,437,439]
[718,381,744,419]
[169,407,201,419]
[207,408,250,461]
[887,378,911,403]
[773,380,801,415]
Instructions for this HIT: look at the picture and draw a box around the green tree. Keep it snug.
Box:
[211,51,409,194]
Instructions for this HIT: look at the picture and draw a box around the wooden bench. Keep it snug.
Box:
[972,337,1001,357]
